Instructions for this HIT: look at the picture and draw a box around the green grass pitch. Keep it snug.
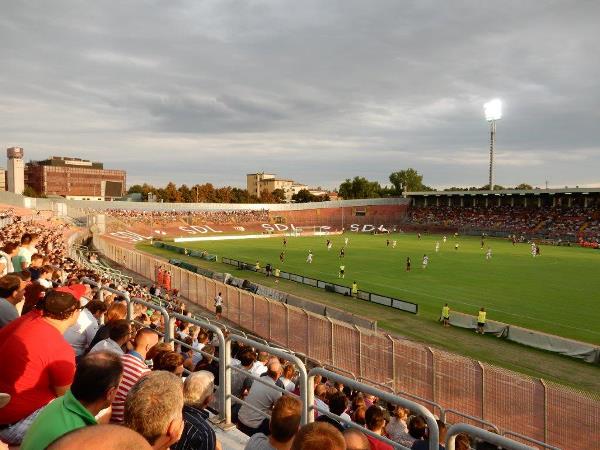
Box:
[167,233,599,345]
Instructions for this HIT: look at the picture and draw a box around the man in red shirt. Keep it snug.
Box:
[0,285,85,445]
[365,405,394,450]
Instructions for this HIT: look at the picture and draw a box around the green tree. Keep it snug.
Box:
[231,188,250,203]
[127,184,144,195]
[259,189,276,203]
[23,185,43,198]
[178,184,193,203]
[292,189,317,203]
[164,182,181,202]
[514,183,533,190]
[389,168,430,194]
[338,177,382,200]
[272,188,287,203]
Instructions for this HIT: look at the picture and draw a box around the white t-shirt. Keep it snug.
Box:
[89,338,124,355]
[37,278,53,289]
[64,308,100,356]
[17,246,35,266]
[0,255,9,276]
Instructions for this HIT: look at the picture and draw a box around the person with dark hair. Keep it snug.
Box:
[64,299,107,357]
[0,274,26,328]
[154,350,185,376]
[21,282,48,315]
[244,395,302,450]
[411,419,446,450]
[87,302,128,351]
[27,254,44,281]
[0,286,84,445]
[365,405,393,449]
[316,391,348,432]
[89,319,131,355]
[408,415,428,444]
[290,422,345,450]
[0,242,18,276]
[36,264,55,288]
[21,351,123,450]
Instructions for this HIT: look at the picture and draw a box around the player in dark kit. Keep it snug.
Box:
[406,257,411,272]
[283,237,287,247]
[339,247,345,258]
[279,251,285,263]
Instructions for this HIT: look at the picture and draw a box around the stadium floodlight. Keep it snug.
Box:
[484,99,502,121]
[484,99,502,190]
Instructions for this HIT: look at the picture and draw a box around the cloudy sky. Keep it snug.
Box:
[1,0,599,190]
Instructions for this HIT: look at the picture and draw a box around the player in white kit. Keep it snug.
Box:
[485,247,492,260]
[435,242,440,253]
[422,254,429,269]
[306,251,313,263]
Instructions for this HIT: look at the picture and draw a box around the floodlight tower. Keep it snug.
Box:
[484,99,502,190]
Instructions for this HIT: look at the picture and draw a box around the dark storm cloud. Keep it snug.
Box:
[1,0,599,189]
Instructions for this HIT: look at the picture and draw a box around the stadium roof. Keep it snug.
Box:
[404,187,600,197]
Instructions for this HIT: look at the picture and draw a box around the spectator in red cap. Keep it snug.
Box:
[0,285,84,445]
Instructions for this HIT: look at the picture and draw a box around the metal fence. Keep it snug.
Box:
[93,235,599,450]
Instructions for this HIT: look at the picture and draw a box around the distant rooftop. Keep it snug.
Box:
[405,187,600,197]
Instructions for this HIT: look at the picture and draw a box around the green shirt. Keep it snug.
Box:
[21,390,97,450]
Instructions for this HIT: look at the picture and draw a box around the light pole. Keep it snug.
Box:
[484,99,502,190]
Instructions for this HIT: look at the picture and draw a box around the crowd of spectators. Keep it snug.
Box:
[0,205,498,450]
[88,208,270,226]
[408,205,600,241]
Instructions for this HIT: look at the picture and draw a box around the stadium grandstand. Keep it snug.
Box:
[0,190,598,450]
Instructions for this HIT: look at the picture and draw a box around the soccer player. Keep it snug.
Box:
[477,307,487,334]
[306,251,313,264]
[441,303,450,327]
[326,239,331,249]
[344,237,349,246]
[435,241,440,253]
[454,242,459,250]
[255,261,260,271]
[536,245,541,257]
[531,242,537,258]
[351,281,358,297]
[481,236,485,249]
[417,233,421,240]
[392,240,397,248]
[485,247,492,260]
[422,254,429,269]
[386,239,390,247]
[406,257,411,272]
[339,247,345,258]
[283,237,287,247]
[265,263,273,277]
[274,267,280,283]
[339,264,345,278]
[327,241,333,251]
[443,235,447,243]
[279,251,285,263]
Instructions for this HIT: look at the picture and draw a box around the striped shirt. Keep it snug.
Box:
[110,353,150,423]
[173,405,216,450]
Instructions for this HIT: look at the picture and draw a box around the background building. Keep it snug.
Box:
[25,156,126,200]
[246,172,308,202]
[0,167,5,191]
[6,147,25,194]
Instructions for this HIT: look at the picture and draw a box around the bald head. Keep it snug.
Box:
[48,424,152,450]
[344,428,369,450]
